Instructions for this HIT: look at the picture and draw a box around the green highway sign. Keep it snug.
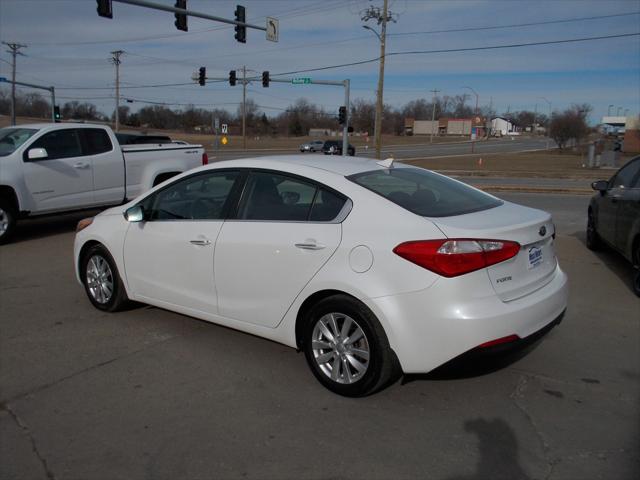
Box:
[292,77,311,85]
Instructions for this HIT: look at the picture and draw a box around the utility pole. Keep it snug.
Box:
[110,50,124,132]
[242,65,246,150]
[362,0,395,159]
[3,42,27,126]
[429,88,440,144]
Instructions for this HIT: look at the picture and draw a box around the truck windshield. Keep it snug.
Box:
[0,128,38,157]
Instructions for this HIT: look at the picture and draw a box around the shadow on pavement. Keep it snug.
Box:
[446,417,531,480]
[8,209,103,244]
[571,230,635,296]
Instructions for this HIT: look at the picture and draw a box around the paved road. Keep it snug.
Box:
[1,194,638,480]
[209,137,550,161]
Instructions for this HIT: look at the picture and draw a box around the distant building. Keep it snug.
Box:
[405,116,486,137]
[623,116,640,153]
[491,117,515,136]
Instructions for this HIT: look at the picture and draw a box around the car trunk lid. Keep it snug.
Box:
[429,201,557,302]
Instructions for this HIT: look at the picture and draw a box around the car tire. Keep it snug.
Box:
[302,294,400,397]
[348,148,355,156]
[81,244,130,312]
[0,198,17,245]
[586,209,602,251]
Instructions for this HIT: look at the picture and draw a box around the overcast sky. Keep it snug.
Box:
[1,0,638,123]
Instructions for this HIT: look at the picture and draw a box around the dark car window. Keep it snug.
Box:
[239,171,318,221]
[28,129,82,160]
[309,188,347,221]
[611,158,640,189]
[143,171,239,221]
[349,167,503,217]
[80,129,113,155]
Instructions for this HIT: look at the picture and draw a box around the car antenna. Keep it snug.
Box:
[377,157,395,169]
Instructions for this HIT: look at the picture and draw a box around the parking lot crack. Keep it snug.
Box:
[510,374,560,480]
[2,403,56,480]
[4,335,179,405]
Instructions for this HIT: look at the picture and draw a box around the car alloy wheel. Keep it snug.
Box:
[0,207,9,237]
[303,294,399,396]
[86,254,114,305]
[0,199,17,245]
[311,313,370,384]
[81,245,130,311]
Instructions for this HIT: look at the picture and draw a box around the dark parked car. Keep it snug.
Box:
[587,155,640,296]
[322,140,355,156]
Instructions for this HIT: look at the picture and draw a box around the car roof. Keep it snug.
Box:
[210,154,405,177]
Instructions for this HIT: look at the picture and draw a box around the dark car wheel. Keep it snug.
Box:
[302,294,400,397]
[348,147,355,156]
[586,210,602,251]
[81,244,130,312]
[0,198,17,245]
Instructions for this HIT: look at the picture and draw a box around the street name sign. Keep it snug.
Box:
[292,78,311,85]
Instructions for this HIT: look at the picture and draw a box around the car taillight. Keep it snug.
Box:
[202,152,209,165]
[393,239,521,277]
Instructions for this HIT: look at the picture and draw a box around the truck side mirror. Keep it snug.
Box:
[124,206,145,222]
[27,148,48,160]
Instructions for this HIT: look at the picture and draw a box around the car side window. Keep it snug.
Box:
[80,129,113,155]
[239,171,317,221]
[144,171,239,221]
[611,159,640,189]
[309,188,347,221]
[28,129,82,160]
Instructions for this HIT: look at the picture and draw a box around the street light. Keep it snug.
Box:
[608,104,614,116]
[617,106,623,116]
[538,96,552,149]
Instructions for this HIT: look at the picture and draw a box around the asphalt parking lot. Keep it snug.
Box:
[1,193,638,480]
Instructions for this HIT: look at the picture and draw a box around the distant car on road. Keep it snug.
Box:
[300,140,325,152]
[322,140,355,156]
[587,155,640,296]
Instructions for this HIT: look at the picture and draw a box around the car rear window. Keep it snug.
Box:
[348,167,503,217]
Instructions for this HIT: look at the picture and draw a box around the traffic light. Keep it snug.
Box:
[54,105,61,122]
[338,106,346,125]
[174,0,187,31]
[262,71,269,88]
[229,70,237,86]
[234,5,246,43]
[96,0,112,18]
[198,67,206,86]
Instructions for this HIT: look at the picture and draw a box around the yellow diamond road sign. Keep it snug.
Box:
[221,136,228,145]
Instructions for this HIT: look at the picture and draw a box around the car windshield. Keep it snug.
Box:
[0,128,38,157]
[348,167,503,217]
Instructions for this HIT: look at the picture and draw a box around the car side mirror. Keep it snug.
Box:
[591,180,608,193]
[27,148,48,160]
[124,205,145,222]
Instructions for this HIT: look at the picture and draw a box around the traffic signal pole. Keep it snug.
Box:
[0,78,56,123]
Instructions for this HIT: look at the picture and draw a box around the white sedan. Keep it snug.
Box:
[74,155,568,397]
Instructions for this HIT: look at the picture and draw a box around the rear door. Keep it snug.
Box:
[123,169,241,313]
[78,128,125,205]
[22,128,94,212]
[214,170,346,328]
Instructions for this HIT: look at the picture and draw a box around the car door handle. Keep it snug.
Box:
[295,242,325,250]
[73,162,90,169]
[190,239,211,246]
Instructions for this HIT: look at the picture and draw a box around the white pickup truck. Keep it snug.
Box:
[0,123,207,243]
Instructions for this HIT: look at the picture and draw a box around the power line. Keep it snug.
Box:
[388,11,640,37]
[272,32,640,76]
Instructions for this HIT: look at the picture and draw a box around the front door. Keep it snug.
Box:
[22,128,94,212]
[123,170,241,313]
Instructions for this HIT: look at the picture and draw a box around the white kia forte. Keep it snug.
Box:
[74,155,568,396]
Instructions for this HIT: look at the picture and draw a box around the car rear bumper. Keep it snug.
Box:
[367,264,568,373]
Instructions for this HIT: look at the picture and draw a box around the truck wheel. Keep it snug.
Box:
[0,198,17,245]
